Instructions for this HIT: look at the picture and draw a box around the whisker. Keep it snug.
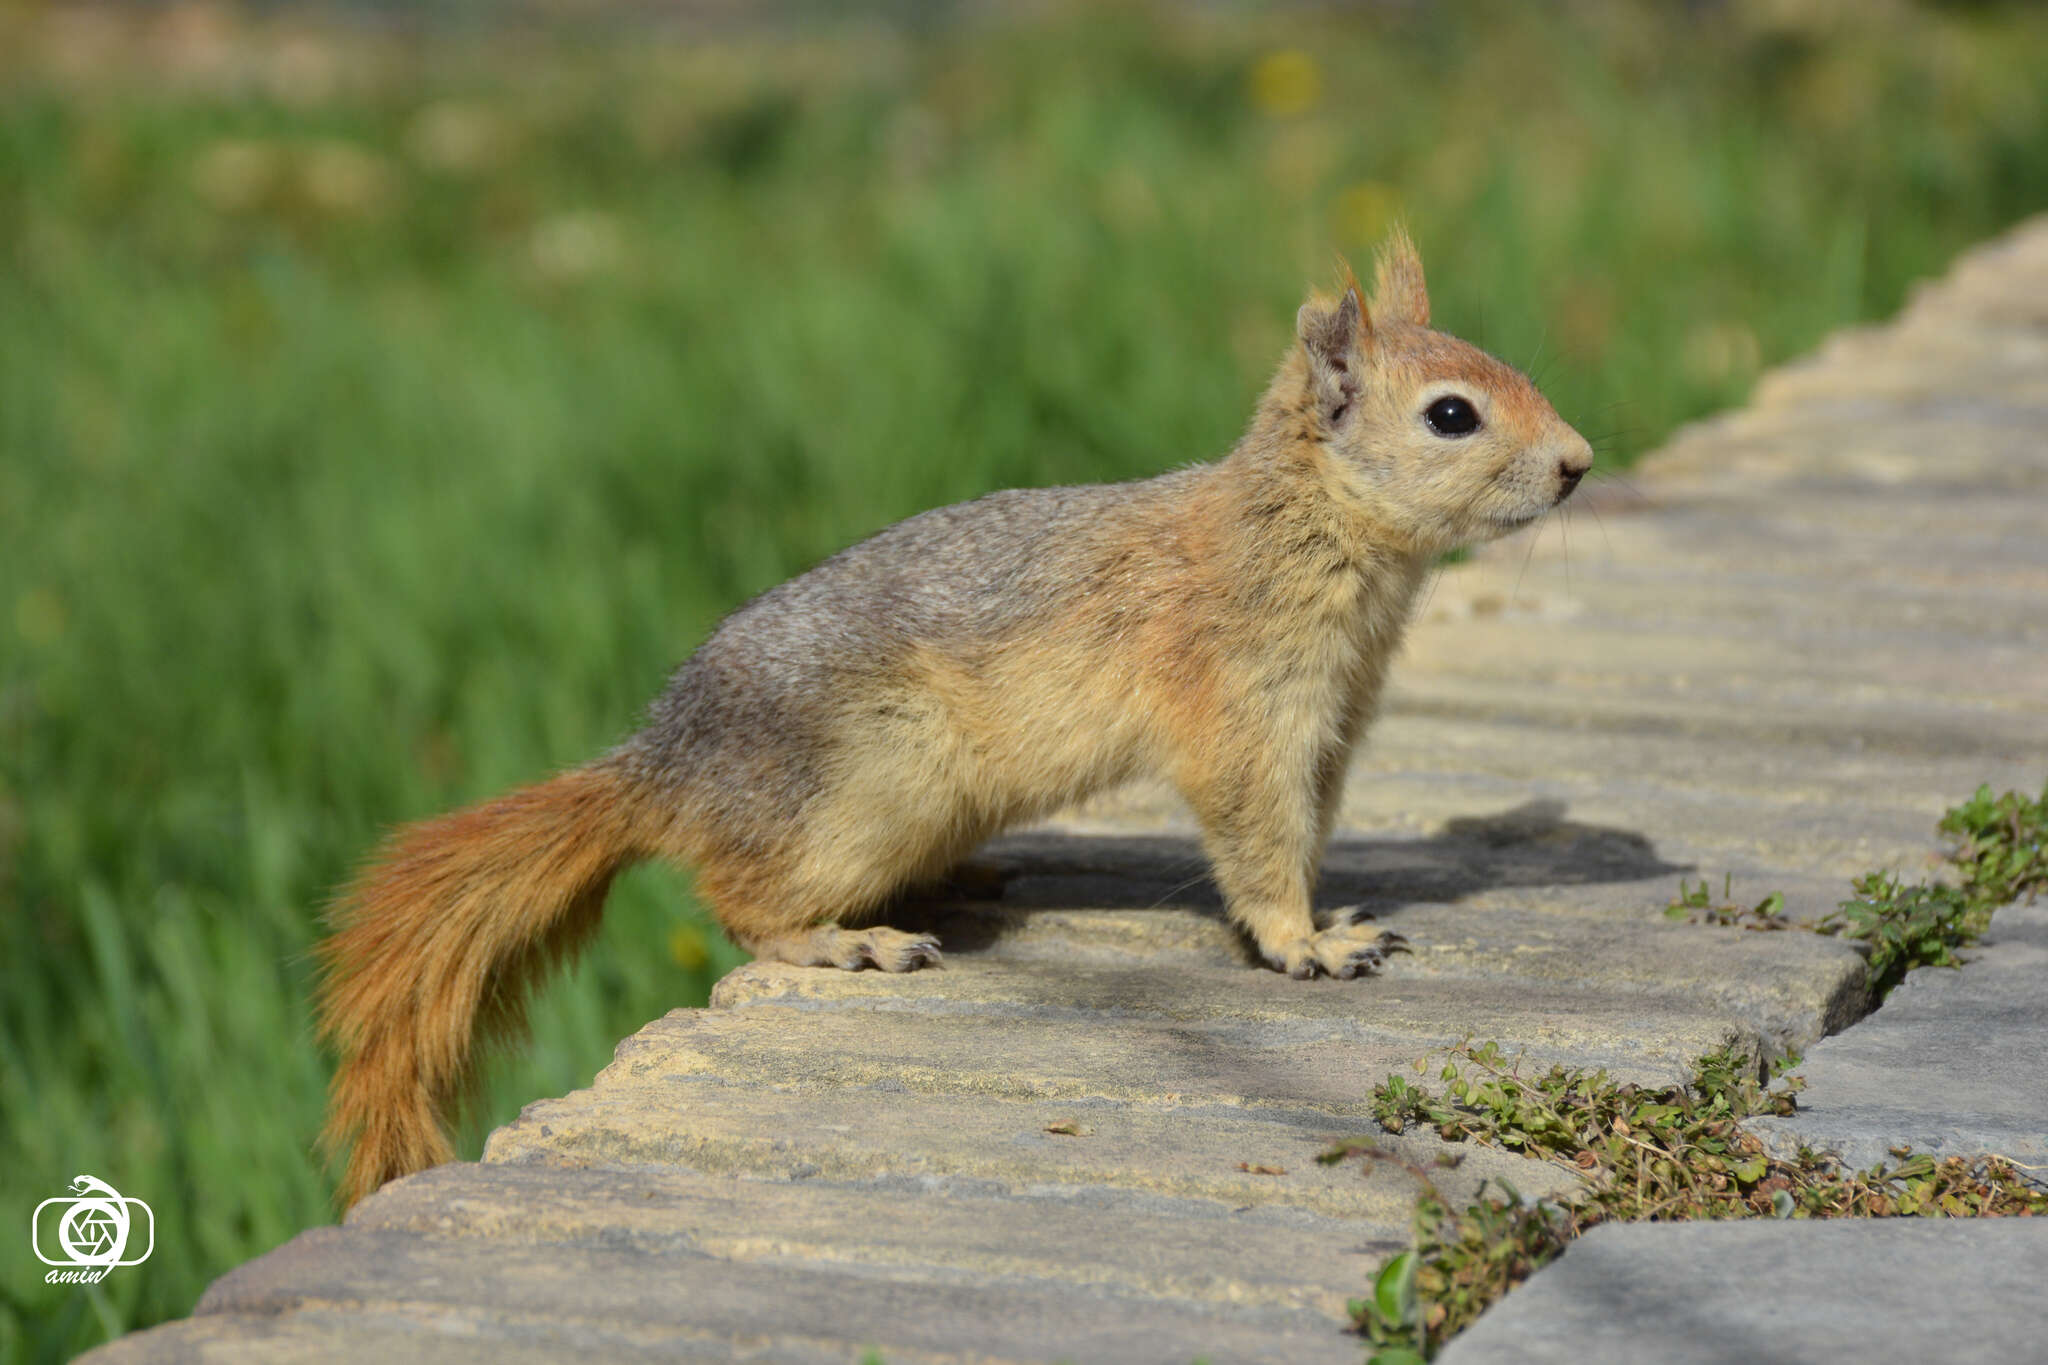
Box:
[1578,491,1616,557]
[1145,864,1219,912]
[1525,322,1551,385]
[1417,563,1445,622]
[1588,469,1650,504]
[1511,521,1540,599]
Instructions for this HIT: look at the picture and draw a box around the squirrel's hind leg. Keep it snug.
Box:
[688,826,955,974]
[746,924,943,972]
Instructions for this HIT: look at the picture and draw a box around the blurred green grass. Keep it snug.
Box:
[5,1,2048,1358]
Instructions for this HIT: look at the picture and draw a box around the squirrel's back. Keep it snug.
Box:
[628,467,1216,816]
[660,469,1208,671]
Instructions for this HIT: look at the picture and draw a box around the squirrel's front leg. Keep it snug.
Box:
[1174,738,1400,981]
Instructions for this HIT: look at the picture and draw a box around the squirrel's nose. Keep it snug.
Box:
[1556,435,1593,499]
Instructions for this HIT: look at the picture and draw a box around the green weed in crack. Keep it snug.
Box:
[1938,781,2048,915]
[1662,873,1792,930]
[1667,781,2048,1001]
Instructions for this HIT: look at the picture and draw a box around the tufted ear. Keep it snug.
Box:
[1295,267,1369,429]
[1371,225,1429,328]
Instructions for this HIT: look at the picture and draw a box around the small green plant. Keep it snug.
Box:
[1939,781,2048,910]
[1344,1179,1572,1362]
[1817,781,2048,994]
[1664,874,1791,930]
[1351,1250,1425,1365]
[1814,873,1977,998]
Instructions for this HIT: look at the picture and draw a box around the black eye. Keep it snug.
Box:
[1423,395,1481,437]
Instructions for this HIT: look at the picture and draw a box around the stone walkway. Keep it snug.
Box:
[88,218,2048,1363]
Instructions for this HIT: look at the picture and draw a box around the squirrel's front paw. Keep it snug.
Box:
[1263,922,1407,980]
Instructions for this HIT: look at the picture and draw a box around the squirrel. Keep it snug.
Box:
[317,229,1594,1207]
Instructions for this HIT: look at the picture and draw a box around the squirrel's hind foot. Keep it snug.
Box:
[751,925,944,973]
[1263,922,1407,980]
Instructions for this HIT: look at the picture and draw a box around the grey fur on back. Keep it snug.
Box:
[626,468,1205,806]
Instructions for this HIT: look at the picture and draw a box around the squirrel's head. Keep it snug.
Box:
[1286,230,1593,556]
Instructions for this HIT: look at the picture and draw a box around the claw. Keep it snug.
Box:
[757,925,945,973]
[1261,918,1414,980]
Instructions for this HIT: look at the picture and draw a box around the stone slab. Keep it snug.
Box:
[1459,519,2048,615]
[1361,713,2036,822]
[484,1043,1581,1220]
[1437,1219,2048,1365]
[350,1162,1397,1317]
[1389,677,2044,767]
[1747,901,2048,1171]
[1417,532,2048,645]
[550,999,1453,1116]
[983,810,1702,909]
[72,1313,768,1365]
[975,820,1873,948]
[178,1225,1365,1365]
[1072,767,1975,881]
[1396,611,2048,711]
[885,909,1864,1054]
[706,957,1770,1081]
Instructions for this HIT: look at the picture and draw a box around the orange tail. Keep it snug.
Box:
[317,759,654,1208]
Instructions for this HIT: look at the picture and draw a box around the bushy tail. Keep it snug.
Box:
[317,758,655,1208]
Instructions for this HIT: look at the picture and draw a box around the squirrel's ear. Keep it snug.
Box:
[1371,226,1429,328]
[1296,273,1369,429]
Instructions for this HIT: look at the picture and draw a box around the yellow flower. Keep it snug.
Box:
[668,923,711,971]
[1249,50,1321,117]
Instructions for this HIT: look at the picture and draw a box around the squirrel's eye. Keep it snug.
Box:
[1423,395,1481,438]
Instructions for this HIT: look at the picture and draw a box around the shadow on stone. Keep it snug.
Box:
[888,798,1688,956]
